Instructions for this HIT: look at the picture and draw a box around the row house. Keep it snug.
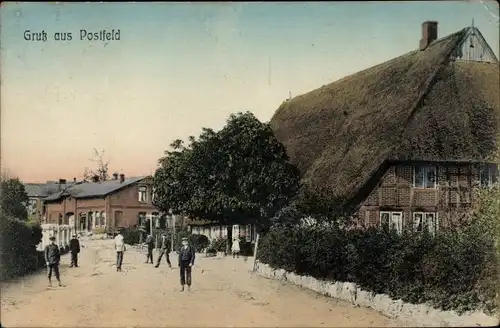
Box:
[43,174,160,234]
[270,21,499,234]
[186,218,258,243]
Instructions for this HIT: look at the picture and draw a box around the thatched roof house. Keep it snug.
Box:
[270,21,499,220]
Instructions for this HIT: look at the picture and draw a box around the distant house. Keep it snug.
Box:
[24,179,79,223]
[270,21,499,234]
[43,174,159,234]
[187,218,257,243]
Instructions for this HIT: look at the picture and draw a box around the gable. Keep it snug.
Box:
[450,27,498,63]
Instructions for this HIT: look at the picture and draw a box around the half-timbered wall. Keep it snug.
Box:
[358,162,498,230]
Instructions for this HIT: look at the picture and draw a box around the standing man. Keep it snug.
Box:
[145,234,154,264]
[45,236,62,287]
[155,233,172,268]
[178,237,195,292]
[69,234,81,267]
[114,229,126,272]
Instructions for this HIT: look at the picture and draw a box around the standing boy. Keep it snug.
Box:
[178,237,195,292]
[155,233,172,268]
[114,229,126,272]
[45,236,62,287]
[69,234,81,267]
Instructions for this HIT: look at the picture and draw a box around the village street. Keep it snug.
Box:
[1,238,401,327]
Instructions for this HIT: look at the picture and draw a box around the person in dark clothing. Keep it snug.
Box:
[155,233,172,268]
[45,236,62,287]
[69,235,80,267]
[178,237,195,292]
[145,234,154,264]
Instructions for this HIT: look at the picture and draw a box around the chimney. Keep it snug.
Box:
[113,173,119,180]
[119,174,125,183]
[73,177,76,183]
[58,179,67,190]
[419,21,438,51]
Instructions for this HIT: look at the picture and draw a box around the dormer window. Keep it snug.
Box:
[413,165,437,189]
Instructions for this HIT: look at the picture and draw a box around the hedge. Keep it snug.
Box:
[0,215,44,280]
[122,227,210,253]
[257,224,498,314]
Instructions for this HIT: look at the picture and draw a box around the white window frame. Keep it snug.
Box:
[27,198,37,216]
[380,211,403,234]
[138,186,148,203]
[152,212,160,228]
[413,212,438,235]
[138,212,147,226]
[413,165,437,189]
[479,165,493,187]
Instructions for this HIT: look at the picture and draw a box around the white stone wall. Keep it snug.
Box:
[254,262,498,327]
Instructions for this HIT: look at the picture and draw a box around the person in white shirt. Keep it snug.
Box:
[114,230,126,272]
[232,237,241,258]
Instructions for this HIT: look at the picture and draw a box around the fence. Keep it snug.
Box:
[37,224,76,251]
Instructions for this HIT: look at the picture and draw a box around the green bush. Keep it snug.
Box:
[0,215,43,280]
[211,237,228,252]
[239,238,255,256]
[258,222,498,314]
[190,234,210,252]
[120,227,142,245]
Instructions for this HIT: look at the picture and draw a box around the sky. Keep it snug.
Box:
[1,1,499,183]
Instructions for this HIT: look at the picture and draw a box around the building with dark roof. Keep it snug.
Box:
[24,178,80,223]
[270,21,499,233]
[42,174,159,234]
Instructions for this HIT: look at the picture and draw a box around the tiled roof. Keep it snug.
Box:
[44,176,147,201]
[24,181,77,198]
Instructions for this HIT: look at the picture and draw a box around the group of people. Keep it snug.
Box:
[44,234,81,287]
[115,230,196,292]
[44,230,241,292]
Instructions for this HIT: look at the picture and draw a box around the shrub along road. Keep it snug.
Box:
[0,239,402,327]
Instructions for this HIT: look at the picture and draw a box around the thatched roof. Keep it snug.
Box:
[270,26,499,207]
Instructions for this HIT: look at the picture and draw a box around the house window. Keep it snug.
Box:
[380,211,403,234]
[151,187,156,203]
[245,224,252,242]
[100,211,105,227]
[479,165,498,187]
[27,199,37,216]
[413,212,438,235]
[152,212,160,228]
[138,186,147,203]
[413,165,437,189]
[138,212,147,226]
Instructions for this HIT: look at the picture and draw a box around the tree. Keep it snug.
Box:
[153,112,301,251]
[0,173,29,220]
[83,148,110,182]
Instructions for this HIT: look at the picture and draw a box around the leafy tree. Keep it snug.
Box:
[0,173,29,220]
[153,112,301,251]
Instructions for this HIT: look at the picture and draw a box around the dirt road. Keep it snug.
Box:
[1,239,401,327]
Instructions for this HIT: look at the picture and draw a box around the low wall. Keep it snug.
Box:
[37,224,76,251]
[254,262,498,327]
